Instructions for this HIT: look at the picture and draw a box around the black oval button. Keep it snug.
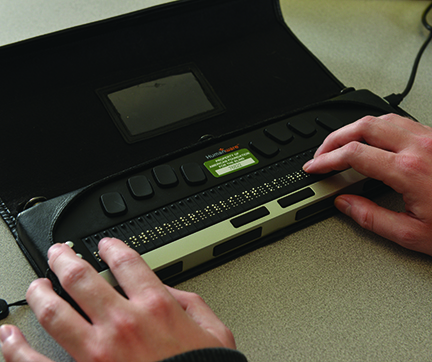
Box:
[264,123,294,144]
[128,176,154,199]
[287,118,316,137]
[100,192,127,216]
[181,163,207,185]
[153,165,178,188]
[316,114,344,131]
[249,138,279,157]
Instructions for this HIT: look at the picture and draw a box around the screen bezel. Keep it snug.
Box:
[97,64,225,144]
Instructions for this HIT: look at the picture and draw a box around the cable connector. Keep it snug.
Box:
[384,93,404,108]
[385,2,432,108]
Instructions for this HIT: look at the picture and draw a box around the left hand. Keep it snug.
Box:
[0,237,236,362]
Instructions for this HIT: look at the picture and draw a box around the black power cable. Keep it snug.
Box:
[0,298,28,320]
[385,2,432,107]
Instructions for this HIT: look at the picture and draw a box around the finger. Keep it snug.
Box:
[314,115,412,158]
[304,142,407,193]
[98,238,165,300]
[47,243,125,323]
[26,278,93,361]
[0,324,54,362]
[335,195,431,254]
[378,113,431,136]
[166,286,236,349]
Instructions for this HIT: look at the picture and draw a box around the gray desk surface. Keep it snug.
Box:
[1,1,432,361]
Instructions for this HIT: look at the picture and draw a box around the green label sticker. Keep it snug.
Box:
[204,149,259,178]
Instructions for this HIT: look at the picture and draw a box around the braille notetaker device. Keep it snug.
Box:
[0,0,412,289]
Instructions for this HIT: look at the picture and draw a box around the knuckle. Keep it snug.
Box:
[417,135,432,154]
[398,230,418,246]
[107,309,141,338]
[108,248,140,271]
[342,141,365,160]
[396,228,424,251]
[89,312,143,361]
[356,115,379,129]
[379,113,399,121]
[35,298,62,328]
[394,219,428,250]
[355,208,375,231]
[344,141,362,154]
[59,261,88,289]
[396,154,426,176]
[26,279,42,297]
[144,290,175,318]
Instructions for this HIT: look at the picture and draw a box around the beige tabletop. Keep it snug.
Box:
[1,1,432,361]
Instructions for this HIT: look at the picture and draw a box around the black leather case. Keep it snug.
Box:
[0,0,406,281]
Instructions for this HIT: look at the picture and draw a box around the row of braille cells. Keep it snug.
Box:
[83,151,319,267]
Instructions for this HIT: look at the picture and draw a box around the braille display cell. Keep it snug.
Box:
[84,149,328,265]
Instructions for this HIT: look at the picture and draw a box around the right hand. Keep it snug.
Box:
[303,114,432,256]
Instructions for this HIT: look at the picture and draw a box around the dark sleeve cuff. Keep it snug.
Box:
[159,348,248,362]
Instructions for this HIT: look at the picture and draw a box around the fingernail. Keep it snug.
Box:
[98,237,111,247]
[0,325,12,345]
[335,197,351,217]
[303,159,314,171]
[65,241,74,248]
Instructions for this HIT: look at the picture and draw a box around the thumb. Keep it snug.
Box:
[165,286,236,349]
[0,325,54,362]
[334,195,427,254]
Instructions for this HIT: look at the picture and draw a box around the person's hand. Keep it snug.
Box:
[0,238,236,362]
[303,113,432,256]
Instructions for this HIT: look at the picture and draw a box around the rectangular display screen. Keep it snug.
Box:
[98,65,225,144]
